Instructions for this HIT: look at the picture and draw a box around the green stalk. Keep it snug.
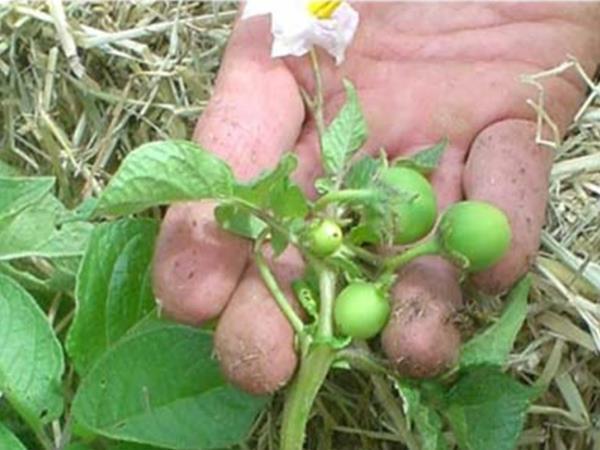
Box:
[255,250,305,335]
[280,344,335,450]
[280,264,337,449]
[316,265,336,339]
[383,238,441,273]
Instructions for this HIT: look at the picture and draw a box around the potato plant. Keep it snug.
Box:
[0,73,537,450]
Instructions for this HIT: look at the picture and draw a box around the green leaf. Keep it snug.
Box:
[393,139,447,174]
[460,276,531,368]
[321,79,367,175]
[347,223,380,246]
[110,444,166,450]
[214,203,267,240]
[444,366,531,450]
[344,156,382,190]
[72,323,267,449]
[396,381,448,450]
[268,180,309,220]
[0,176,55,221]
[237,153,298,207]
[0,194,93,261]
[0,274,64,425]
[0,422,27,450]
[270,229,289,256]
[67,219,158,374]
[64,444,94,450]
[95,140,234,216]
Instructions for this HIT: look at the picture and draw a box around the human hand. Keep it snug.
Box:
[152,3,600,392]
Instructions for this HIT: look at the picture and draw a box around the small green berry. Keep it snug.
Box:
[438,201,511,272]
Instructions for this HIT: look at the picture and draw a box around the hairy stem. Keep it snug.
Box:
[383,239,441,273]
[280,344,335,450]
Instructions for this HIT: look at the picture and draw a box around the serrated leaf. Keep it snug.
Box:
[72,323,266,449]
[444,366,531,450]
[0,274,64,425]
[321,79,367,175]
[0,422,27,450]
[460,276,530,368]
[0,194,93,261]
[95,140,234,216]
[237,153,298,207]
[393,139,447,174]
[214,203,267,240]
[344,156,382,189]
[396,381,448,450]
[0,176,55,221]
[67,219,158,374]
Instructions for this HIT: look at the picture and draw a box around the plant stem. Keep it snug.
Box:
[383,238,441,273]
[313,188,376,211]
[317,265,336,339]
[255,250,305,335]
[280,344,335,450]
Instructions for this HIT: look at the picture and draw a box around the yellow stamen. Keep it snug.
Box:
[307,0,342,19]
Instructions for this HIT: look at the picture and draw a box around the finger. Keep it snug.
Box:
[463,119,553,294]
[152,201,249,325]
[382,256,462,378]
[214,246,304,394]
[153,13,306,325]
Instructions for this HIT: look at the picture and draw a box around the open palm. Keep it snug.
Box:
[153,3,600,392]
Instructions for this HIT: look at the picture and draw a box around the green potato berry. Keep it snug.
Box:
[379,167,437,245]
[334,281,390,339]
[438,200,511,272]
[306,219,343,257]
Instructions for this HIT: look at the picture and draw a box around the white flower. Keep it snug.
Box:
[242,0,359,64]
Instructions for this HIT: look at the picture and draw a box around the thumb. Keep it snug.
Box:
[153,13,304,325]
